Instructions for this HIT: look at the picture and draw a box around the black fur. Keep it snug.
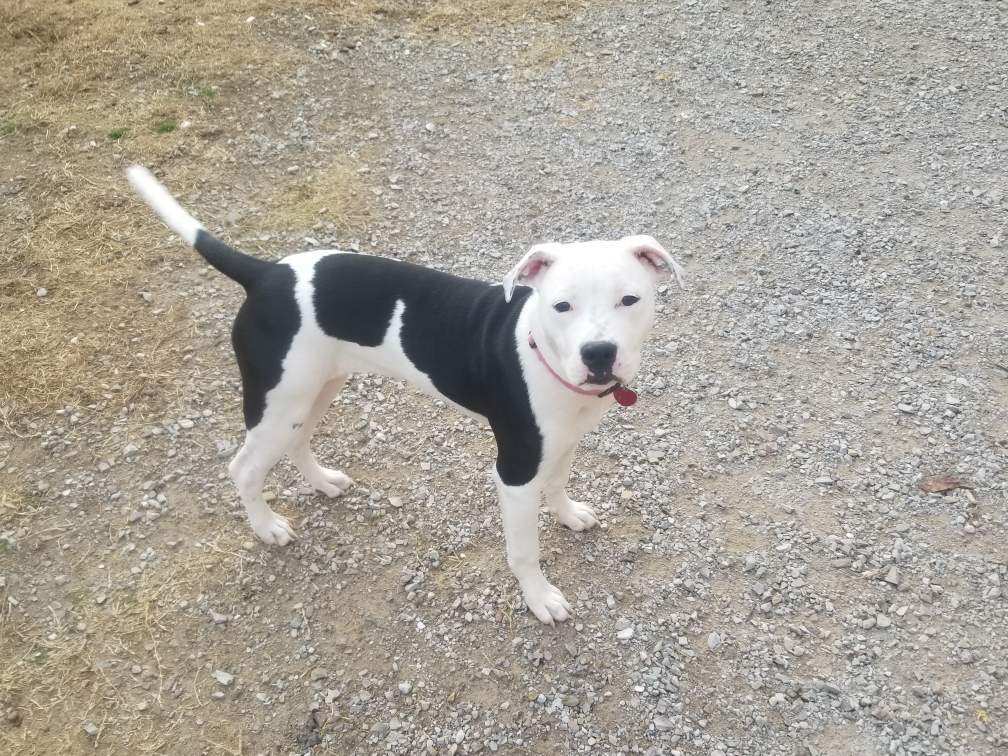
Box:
[311,254,543,486]
[194,230,273,289]
[232,264,300,429]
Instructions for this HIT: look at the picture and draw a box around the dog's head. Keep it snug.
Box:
[503,235,685,389]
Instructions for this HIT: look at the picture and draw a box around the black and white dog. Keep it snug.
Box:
[128,166,684,624]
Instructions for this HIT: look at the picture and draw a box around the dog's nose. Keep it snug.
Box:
[580,341,617,375]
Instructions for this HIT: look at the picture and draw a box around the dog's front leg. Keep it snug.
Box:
[494,470,571,625]
[542,447,600,532]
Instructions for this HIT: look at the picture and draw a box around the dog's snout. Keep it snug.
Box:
[580,341,617,374]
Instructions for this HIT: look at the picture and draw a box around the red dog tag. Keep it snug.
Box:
[612,386,638,407]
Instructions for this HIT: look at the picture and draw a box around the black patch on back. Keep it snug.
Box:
[312,254,542,485]
[232,264,300,429]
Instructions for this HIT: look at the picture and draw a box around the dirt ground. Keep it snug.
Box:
[1,1,1006,755]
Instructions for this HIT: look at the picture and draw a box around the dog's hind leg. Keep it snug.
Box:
[229,365,325,545]
[288,375,353,497]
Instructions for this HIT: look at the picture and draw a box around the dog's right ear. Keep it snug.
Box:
[502,244,557,302]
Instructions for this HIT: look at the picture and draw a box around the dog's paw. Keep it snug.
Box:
[306,467,353,498]
[250,510,296,546]
[520,578,572,625]
[552,498,599,532]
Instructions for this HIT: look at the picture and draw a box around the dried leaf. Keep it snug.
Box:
[918,475,970,493]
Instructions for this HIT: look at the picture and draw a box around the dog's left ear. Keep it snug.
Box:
[502,244,557,302]
[625,235,686,290]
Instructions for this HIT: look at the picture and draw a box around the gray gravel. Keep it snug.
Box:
[3,1,1007,754]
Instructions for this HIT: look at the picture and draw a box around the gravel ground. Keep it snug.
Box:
[3,1,1007,754]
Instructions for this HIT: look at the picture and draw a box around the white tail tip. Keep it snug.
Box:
[126,164,203,246]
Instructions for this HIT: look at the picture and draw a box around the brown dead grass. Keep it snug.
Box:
[0,0,309,425]
[419,0,584,30]
[0,536,250,755]
[263,161,373,232]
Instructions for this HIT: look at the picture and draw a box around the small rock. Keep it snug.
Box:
[876,614,892,628]
[83,721,99,737]
[884,567,902,586]
[398,681,413,696]
[310,667,330,682]
[213,670,234,687]
[209,610,229,624]
[707,632,722,651]
[653,715,675,731]
[616,627,635,641]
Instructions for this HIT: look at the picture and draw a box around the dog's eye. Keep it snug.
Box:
[620,295,640,307]
[553,301,572,313]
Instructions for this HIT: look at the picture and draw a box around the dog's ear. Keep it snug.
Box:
[502,244,557,302]
[625,235,686,290]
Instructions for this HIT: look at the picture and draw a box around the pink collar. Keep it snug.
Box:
[527,334,638,406]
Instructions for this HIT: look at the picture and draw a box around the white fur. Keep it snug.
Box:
[507,236,685,388]
[127,165,203,246]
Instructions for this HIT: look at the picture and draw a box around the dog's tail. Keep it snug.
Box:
[126,165,271,289]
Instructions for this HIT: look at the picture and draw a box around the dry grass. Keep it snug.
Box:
[0,0,308,424]
[419,0,584,30]
[0,538,250,755]
[0,166,194,418]
[263,162,373,232]
[518,35,574,68]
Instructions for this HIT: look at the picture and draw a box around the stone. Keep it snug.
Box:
[653,715,675,731]
[884,567,902,586]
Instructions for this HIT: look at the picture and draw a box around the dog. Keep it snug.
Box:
[127,165,685,624]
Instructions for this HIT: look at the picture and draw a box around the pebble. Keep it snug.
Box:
[213,670,234,687]
[653,715,675,731]
[708,632,722,651]
[209,610,229,624]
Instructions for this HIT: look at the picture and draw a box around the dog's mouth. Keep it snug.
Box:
[583,372,618,387]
